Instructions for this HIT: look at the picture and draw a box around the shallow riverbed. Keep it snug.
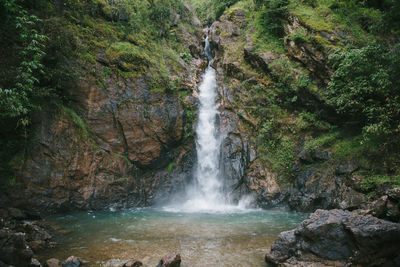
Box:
[38,208,307,267]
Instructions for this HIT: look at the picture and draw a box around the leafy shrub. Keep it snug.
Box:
[326,45,400,142]
[180,52,193,64]
[254,0,289,37]
[259,118,295,182]
[0,1,47,124]
[215,0,239,18]
[304,131,340,150]
[360,174,400,199]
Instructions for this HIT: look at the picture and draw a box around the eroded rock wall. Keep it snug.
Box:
[17,18,205,213]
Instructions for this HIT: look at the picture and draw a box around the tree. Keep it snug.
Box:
[326,45,400,140]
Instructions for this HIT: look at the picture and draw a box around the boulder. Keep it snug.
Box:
[30,258,42,267]
[0,230,34,267]
[335,161,358,175]
[7,207,26,220]
[61,256,81,267]
[157,253,181,267]
[311,149,331,161]
[387,187,400,201]
[363,190,400,222]
[265,209,400,266]
[46,258,61,267]
[122,260,142,267]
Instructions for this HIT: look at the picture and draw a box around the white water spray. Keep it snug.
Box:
[163,37,254,213]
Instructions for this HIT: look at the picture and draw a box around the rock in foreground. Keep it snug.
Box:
[157,253,181,267]
[265,209,400,266]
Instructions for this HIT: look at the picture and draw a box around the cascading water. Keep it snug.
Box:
[164,37,252,213]
[185,37,223,209]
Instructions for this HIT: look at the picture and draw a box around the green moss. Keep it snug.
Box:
[167,161,175,173]
[360,175,400,192]
[304,131,340,150]
[59,105,90,140]
[290,2,334,32]
[289,27,312,44]
[183,108,196,140]
[105,41,150,72]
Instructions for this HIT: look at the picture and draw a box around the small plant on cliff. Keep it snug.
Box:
[180,52,193,64]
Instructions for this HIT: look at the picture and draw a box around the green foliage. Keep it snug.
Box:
[380,0,400,33]
[259,118,295,181]
[290,27,311,44]
[183,108,196,139]
[105,42,149,72]
[0,0,47,125]
[59,105,90,140]
[296,111,331,131]
[189,0,239,24]
[215,0,240,18]
[326,45,400,142]
[304,131,340,150]
[179,52,194,64]
[360,174,400,199]
[254,0,289,37]
[167,161,175,172]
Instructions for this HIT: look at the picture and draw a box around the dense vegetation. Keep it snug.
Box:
[0,0,196,190]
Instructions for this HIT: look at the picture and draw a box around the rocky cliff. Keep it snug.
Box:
[5,1,207,213]
[206,7,367,211]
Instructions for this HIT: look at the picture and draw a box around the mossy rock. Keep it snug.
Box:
[105,42,150,72]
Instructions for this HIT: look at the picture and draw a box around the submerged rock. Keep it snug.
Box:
[30,258,42,267]
[61,256,81,267]
[46,258,61,267]
[157,253,181,267]
[122,260,142,267]
[265,209,400,266]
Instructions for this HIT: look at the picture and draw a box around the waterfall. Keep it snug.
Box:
[190,37,223,207]
[163,37,251,213]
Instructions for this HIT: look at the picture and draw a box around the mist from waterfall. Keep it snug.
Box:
[163,37,253,213]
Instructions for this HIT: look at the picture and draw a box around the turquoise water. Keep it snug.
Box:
[39,208,307,267]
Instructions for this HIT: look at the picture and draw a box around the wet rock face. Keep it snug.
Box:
[266,209,400,266]
[20,75,198,211]
[287,167,366,211]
